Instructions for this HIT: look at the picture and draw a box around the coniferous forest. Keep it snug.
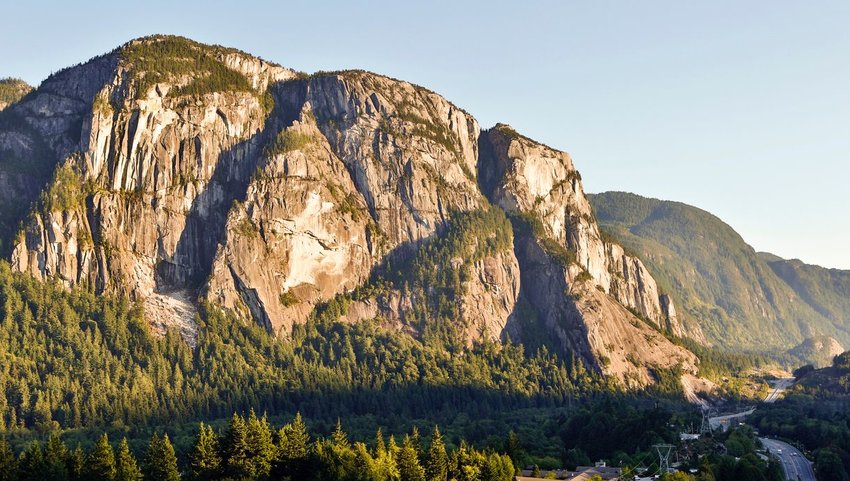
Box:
[0,411,516,481]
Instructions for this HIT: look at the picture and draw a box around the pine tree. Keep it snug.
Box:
[398,435,425,481]
[67,444,85,481]
[189,422,221,480]
[115,438,142,481]
[223,413,251,478]
[0,439,18,481]
[425,426,447,481]
[274,412,310,479]
[410,426,423,462]
[352,442,378,481]
[86,433,115,481]
[18,442,46,481]
[246,410,275,478]
[142,433,179,481]
[504,431,521,469]
[332,419,350,450]
[44,432,69,481]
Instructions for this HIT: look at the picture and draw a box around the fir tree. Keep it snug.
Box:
[398,435,425,481]
[246,410,275,478]
[274,412,310,479]
[425,426,448,481]
[223,413,251,479]
[86,433,115,481]
[0,439,18,481]
[115,438,142,481]
[67,444,85,481]
[43,432,69,481]
[189,422,221,480]
[142,433,179,481]
[18,442,46,481]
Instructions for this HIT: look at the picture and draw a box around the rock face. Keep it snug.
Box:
[9,37,295,338]
[204,71,488,333]
[0,36,702,388]
[789,336,845,368]
[478,125,683,334]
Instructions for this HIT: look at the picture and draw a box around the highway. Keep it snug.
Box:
[761,437,816,481]
[708,408,755,431]
[709,377,796,430]
[764,378,795,403]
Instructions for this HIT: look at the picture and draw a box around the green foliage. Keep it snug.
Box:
[0,256,596,448]
[574,271,593,284]
[115,438,142,481]
[0,78,31,106]
[189,423,220,481]
[43,163,86,212]
[120,36,254,99]
[509,212,575,267]
[321,207,515,349]
[751,393,850,480]
[0,439,16,481]
[589,191,848,355]
[264,130,315,157]
[142,433,179,481]
[86,433,115,480]
[234,216,260,238]
[278,291,299,307]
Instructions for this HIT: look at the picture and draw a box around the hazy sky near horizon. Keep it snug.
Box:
[3,1,849,268]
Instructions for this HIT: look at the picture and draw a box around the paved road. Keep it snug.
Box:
[764,378,795,403]
[761,437,816,481]
[709,408,755,431]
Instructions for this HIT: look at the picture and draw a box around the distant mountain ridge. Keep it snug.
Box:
[589,191,850,360]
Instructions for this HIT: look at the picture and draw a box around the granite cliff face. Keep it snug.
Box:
[478,125,684,333]
[0,36,701,388]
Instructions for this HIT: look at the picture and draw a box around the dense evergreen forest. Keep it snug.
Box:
[0,411,516,481]
[0,257,606,435]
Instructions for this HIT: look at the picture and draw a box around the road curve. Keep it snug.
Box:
[760,437,816,481]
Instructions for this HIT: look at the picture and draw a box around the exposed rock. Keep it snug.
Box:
[789,336,845,368]
[510,228,698,387]
[11,35,294,311]
[478,124,682,334]
[144,289,198,346]
[204,72,488,333]
[1,36,705,390]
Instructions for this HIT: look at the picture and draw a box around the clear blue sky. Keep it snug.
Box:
[4,1,849,268]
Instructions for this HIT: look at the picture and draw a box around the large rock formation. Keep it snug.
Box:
[478,124,684,334]
[1,35,701,388]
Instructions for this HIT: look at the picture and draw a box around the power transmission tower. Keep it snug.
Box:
[653,444,675,474]
[700,407,712,435]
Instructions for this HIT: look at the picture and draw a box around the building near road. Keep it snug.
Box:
[518,463,622,481]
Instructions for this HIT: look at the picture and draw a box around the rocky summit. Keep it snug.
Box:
[0,35,698,388]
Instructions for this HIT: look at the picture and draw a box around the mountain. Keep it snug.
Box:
[762,255,850,328]
[0,35,698,388]
[589,191,850,356]
[0,78,31,110]
[788,336,845,368]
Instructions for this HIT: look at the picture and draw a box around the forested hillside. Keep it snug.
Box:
[0,259,601,433]
[589,191,850,355]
